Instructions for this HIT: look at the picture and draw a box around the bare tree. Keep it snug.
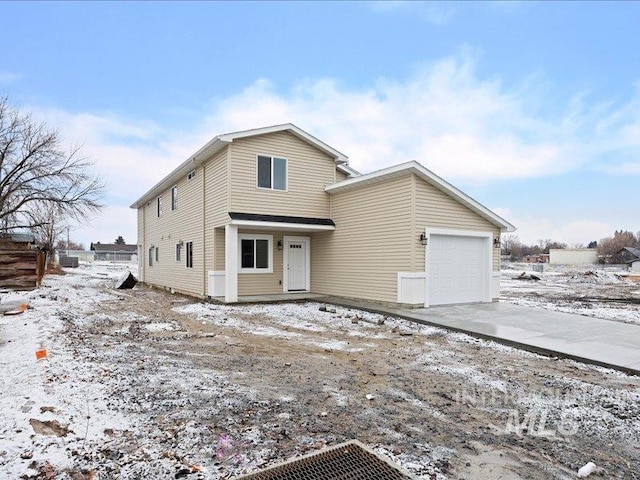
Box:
[0,97,104,231]
[29,202,68,258]
[501,233,520,256]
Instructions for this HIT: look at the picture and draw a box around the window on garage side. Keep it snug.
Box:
[148,247,153,266]
[257,155,287,191]
[239,235,272,273]
[175,243,182,262]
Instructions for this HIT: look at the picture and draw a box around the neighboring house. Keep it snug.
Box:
[549,248,598,265]
[614,247,640,272]
[90,242,138,262]
[522,254,549,263]
[130,124,515,307]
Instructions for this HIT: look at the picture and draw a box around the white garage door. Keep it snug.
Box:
[428,234,489,306]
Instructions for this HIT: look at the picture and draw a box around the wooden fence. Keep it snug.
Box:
[0,250,45,290]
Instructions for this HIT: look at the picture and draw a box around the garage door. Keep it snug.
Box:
[428,234,489,306]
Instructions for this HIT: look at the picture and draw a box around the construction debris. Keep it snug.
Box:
[114,271,137,289]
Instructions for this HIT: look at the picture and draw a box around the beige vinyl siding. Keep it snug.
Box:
[214,228,225,271]
[412,174,501,271]
[229,131,335,218]
[142,165,205,296]
[335,169,348,182]
[237,230,284,295]
[312,175,413,303]
[203,149,228,271]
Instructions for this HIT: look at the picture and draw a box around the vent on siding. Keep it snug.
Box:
[234,440,414,480]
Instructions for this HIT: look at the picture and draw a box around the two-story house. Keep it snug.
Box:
[130,124,515,307]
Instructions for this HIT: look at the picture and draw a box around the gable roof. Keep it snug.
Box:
[90,243,137,252]
[130,124,350,209]
[325,160,516,232]
[616,246,640,261]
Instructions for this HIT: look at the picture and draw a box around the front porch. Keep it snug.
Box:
[209,292,328,304]
[211,213,336,303]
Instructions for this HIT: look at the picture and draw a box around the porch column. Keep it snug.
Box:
[224,224,238,303]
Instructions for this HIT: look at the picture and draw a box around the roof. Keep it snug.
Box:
[0,232,35,243]
[617,247,640,260]
[90,243,137,252]
[228,212,335,226]
[325,160,516,232]
[130,124,350,209]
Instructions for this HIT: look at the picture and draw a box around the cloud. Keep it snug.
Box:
[494,208,613,245]
[18,50,640,246]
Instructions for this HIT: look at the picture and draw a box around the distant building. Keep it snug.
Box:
[613,247,640,272]
[90,242,138,262]
[522,254,549,263]
[549,248,598,265]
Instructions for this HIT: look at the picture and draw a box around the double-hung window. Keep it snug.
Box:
[175,243,182,262]
[239,234,273,273]
[157,196,162,217]
[257,155,287,190]
[148,247,153,266]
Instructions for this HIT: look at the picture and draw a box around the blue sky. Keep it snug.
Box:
[1,1,639,247]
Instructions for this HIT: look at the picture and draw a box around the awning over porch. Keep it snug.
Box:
[228,212,335,232]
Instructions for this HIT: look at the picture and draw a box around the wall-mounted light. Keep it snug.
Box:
[277,240,283,250]
[419,233,428,246]
[494,237,501,248]
[178,240,184,246]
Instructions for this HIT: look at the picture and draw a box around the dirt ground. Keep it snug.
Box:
[25,270,637,479]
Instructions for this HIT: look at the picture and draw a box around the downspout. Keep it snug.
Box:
[202,161,206,298]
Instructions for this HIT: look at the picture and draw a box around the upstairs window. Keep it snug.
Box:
[239,234,273,273]
[187,169,196,180]
[257,155,287,191]
[171,186,178,211]
[157,196,162,217]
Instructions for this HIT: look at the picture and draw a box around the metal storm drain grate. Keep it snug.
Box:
[234,440,414,480]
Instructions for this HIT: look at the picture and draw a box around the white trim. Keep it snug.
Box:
[325,161,515,232]
[424,228,492,307]
[397,272,426,304]
[229,219,335,232]
[238,234,274,274]
[255,154,288,191]
[282,236,311,292]
[225,225,238,302]
[171,185,178,211]
[208,271,226,297]
[337,163,361,177]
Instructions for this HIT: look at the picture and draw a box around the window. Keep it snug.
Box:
[171,186,178,211]
[187,169,196,180]
[176,243,182,262]
[257,155,287,190]
[148,247,153,266]
[157,196,162,217]
[155,247,159,263]
[186,241,193,268]
[239,234,273,273]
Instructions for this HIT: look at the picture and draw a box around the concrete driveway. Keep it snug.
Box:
[330,299,640,375]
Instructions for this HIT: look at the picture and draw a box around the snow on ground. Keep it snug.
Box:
[501,263,640,325]
[1,262,640,479]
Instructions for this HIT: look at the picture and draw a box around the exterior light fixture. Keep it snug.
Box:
[419,233,428,246]
[277,240,283,250]
[494,237,501,248]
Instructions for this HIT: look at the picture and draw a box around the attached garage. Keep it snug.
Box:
[426,230,491,306]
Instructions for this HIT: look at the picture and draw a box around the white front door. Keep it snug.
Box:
[287,241,307,291]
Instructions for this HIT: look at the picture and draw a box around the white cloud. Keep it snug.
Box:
[495,208,613,246]
[18,51,640,247]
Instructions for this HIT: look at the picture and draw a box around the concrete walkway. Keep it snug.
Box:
[326,298,640,375]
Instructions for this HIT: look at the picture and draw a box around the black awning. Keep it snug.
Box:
[228,212,335,226]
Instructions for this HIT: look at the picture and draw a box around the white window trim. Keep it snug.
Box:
[255,154,288,192]
[185,241,194,269]
[238,234,273,273]
[157,196,162,217]
[175,243,182,262]
[282,236,310,292]
[423,228,492,308]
